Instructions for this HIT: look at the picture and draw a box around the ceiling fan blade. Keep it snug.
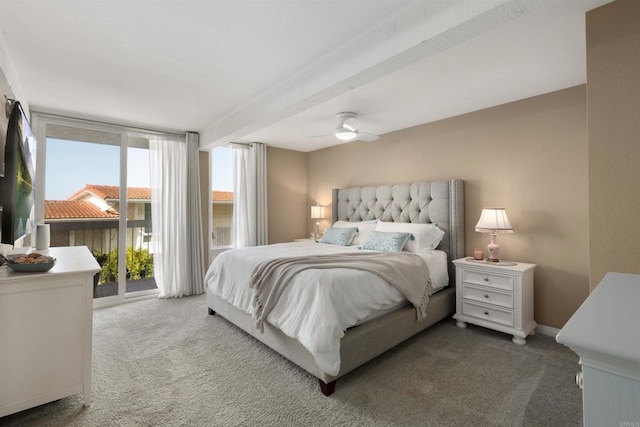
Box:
[356,132,379,142]
[307,133,332,139]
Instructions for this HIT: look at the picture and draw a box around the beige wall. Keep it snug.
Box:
[586,0,640,289]
[267,147,308,243]
[307,86,589,329]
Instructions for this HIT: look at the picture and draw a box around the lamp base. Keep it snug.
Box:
[487,234,500,263]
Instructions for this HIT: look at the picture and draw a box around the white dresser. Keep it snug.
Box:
[556,272,640,427]
[453,258,536,345]
[0,246,100,418]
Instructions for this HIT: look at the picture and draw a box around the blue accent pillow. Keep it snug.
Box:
[362,231,411,252]
[320,227,358,246]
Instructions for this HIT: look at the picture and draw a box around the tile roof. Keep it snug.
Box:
[66,185,233,202]
[45,200,120,220]
[67,184,151,201]
[212,191,233,202]
[47,186,233,220]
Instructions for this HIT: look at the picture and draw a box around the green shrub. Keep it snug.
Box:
[94,247,154,284]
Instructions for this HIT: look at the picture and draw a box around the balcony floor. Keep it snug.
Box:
[94,277,157,298]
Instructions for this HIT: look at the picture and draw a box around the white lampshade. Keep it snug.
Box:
[311,205,325,220]
[475,208,514,234]
[475,208,513,262]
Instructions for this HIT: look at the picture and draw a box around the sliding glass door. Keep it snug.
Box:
[33,115,159,306]
[123,141,156,296]
[45,132,122,299]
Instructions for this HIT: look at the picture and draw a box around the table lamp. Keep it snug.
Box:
[475,208,513,262]
[310,205,326,239]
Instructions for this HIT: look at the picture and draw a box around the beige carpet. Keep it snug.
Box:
[2,295,582,426]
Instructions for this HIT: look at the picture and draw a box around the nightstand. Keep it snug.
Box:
[452,257,536,345]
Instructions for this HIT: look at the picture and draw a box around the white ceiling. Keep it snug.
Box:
[0,0,612,152]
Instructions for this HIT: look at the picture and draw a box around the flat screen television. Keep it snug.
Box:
[0,101,36,245]
[0,96,9,178]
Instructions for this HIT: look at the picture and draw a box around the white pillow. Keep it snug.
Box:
[333,220,378,246]
[374,221,445,253]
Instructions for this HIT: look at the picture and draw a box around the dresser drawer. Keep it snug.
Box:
[462,269,514,291]
[463,301,514,327]
[462,285,514,309]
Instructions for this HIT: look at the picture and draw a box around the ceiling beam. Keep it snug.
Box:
[199,0,544,150]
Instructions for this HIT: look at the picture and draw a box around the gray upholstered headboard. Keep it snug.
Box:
[331,180,464,282]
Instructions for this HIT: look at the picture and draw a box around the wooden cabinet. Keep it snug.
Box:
[453,258,536,345]
[556,272,640,427]
[0,246,99,417]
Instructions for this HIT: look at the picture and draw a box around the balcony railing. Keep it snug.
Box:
[47,219,156,298]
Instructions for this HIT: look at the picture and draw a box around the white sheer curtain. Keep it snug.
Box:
[233,142,268,248]
[149,132,204,298]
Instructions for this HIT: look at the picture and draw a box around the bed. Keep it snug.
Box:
[205,179,464,396]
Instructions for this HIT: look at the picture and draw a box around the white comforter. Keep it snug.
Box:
[204,241,447,376]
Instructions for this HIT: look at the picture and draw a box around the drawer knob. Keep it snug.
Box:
[484,294,489,298]
[484,277,489,282]
[484,311,489,316]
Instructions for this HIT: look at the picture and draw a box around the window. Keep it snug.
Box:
[210,146,234,250]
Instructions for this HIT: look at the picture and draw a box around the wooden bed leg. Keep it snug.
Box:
[208,308,216,315]
[319,380,336,396]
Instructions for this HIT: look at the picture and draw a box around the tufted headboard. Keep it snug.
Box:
[331,180,464,282]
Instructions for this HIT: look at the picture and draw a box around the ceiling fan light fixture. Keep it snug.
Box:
[342,117,360,132]
[335,128,357,141]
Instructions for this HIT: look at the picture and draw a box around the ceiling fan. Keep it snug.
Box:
[312,112,379,142]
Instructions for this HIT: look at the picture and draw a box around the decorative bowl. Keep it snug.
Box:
[6,255,56,273]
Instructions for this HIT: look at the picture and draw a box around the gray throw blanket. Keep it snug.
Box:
[250,252,432,333]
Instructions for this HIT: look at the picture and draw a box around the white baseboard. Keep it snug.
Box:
[535,324,560,337]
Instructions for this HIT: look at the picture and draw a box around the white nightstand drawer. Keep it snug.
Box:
[462,270,514,291]
[454,258,536,345]
[462,285,514,309]
[463,301,514,327]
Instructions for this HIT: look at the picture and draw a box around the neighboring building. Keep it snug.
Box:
[212,190,233,247]
[66,184,151,223]
[46,184,152,254]
[44,185,234,252]
[45,199,119,252]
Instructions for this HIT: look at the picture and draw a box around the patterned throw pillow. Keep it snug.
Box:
[333,220,378,246]
[320,227,358,246]
[362,231,411,252]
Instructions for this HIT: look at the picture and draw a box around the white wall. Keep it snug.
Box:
[0,28,29,115]
[0,30,31,254]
